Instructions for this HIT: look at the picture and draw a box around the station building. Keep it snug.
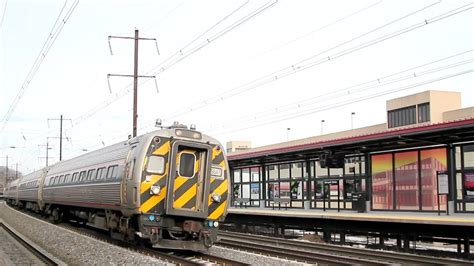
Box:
[228,90,474,214]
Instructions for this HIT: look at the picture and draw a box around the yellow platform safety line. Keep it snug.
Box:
[208,199,227,220]
[139,187,167,213]
[152,141,170,155]
[140,171,167,194]
[208,179,228,206]
[173,183,197,209]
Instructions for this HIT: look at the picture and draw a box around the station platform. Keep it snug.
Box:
[224,206,473,257]
[228,207,474,227]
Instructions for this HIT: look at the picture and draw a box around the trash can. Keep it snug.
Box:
[352,193,366,213]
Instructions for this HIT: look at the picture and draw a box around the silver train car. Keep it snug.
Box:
[4,125,230,250]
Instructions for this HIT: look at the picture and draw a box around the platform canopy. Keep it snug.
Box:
[228,118,474,167]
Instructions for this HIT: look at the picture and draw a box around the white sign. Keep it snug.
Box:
[438,173,449,195]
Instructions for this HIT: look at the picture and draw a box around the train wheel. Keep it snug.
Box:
[125,229,138,245]
[49,208,62,224]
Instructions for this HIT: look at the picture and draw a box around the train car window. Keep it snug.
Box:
[147,156,165,174]
[106,165,118,179]
[87,169,96,181]
[59,175,65,184]
[178,153,196,178]
[79,171,87,182]
[64,174,71,183]
[96,167,105,180]
[72,172,79,183]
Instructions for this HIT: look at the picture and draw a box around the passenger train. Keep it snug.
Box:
[3,123,230,250]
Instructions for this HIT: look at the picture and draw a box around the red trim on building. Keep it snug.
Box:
[229,118,474,160]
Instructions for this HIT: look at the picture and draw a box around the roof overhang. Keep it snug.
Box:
[229,118,474,167]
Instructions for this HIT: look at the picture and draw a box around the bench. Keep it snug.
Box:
[270,198,290,210]
[234,198,250,208]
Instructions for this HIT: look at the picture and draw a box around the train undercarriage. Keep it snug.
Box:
[5,200,217,250]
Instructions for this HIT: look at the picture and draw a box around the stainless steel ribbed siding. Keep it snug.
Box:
[42,140,131,210]
[17,169,44,203]
[17,189,38,202]
[43,182,122,210]
[3,179,19,201]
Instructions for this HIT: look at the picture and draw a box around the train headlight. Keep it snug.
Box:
[149,215,155,221]
[150,185,161,195]
[213,221,219,227]
[211,193,221,203]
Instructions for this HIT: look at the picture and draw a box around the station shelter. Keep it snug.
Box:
[228,90,474,213]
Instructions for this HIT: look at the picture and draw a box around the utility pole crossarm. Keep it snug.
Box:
[108,74,156,78]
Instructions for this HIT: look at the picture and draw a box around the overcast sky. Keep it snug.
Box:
[1,0,473,174]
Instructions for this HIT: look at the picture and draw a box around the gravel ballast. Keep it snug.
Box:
[0,203,166,265]
[0,202,304,265]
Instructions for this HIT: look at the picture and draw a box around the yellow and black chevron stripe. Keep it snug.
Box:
[207,145,229,220]
[173,149,202,210]
[139,139,170,214]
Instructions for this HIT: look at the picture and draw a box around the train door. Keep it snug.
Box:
[166,141,211,218]
[121,146,137,211]
[37,168,48,210]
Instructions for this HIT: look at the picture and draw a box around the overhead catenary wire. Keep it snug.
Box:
[70,0,277,128]
[209,69,473,136]
[203,51,474,129]
[255,0,383,58]
[8,2,473,172]
[156,1,454,122]
[0,0,80,132]
[84,53,474,152]
[0,0,7,28]
[89,1,474,150]
[207,60,474,131]
[147,0,251,74]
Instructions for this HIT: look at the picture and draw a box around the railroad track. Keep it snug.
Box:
[2,204,244,265]
[0,221,61,265]
[218,230,471,265]
[58,222,245,265]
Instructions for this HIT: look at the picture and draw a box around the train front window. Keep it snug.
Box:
[179,152,196,178]
[147,156,165,174]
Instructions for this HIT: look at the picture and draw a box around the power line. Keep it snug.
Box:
[255,0,383,58]
[204,51,474,129]
[210,69,473,136]
[148,0,250,73]
[0,0,7,28]
[0,0,80,132]
[155,2,471,123]
[70,0,277,128]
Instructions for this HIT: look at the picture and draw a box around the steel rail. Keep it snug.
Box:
[195,253,249,265]
[0,222,59,265]
[218,230,471,265]
[218,238,382,265]
[57,223,244,265]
